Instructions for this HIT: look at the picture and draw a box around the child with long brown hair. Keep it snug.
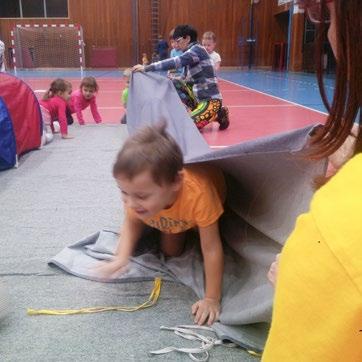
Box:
[263,1,361,360]
[39,78,73,141]
[69,76,102,125]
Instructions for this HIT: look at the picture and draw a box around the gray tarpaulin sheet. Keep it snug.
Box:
[50,72,326,352]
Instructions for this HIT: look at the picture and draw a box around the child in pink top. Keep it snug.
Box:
[39,78,73,141]
[69,77,102,125]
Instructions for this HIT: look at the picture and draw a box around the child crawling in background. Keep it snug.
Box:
[39,78,73,142]
[69,76,102,125]
[97,123,226,326]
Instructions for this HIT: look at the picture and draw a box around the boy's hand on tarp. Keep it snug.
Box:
[94,259,128,280]
[132,64,145,72]
[191,298,220,326]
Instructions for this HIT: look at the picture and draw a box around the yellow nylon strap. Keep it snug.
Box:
[27,277,162,316]
[247,349,262,357]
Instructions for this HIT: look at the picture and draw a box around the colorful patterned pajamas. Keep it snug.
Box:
[172,79,221,129]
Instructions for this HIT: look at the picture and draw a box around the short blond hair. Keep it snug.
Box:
[202,31,216,42]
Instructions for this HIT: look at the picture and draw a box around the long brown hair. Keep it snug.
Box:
[43,78,72,100]
[307,0,361,159]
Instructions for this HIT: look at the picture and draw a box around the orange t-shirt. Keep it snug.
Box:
[143,164,226,234]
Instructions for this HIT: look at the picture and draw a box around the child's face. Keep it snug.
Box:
[59,87,72,102]
[82,86,96,100]
[202,38,216,54]
[170,39,180,50]
[116,170,182,220]
[174,36,190,51]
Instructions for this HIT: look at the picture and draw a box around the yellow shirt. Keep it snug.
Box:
[144,164,226,233]
[262,154,362,361]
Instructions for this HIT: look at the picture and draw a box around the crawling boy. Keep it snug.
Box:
[97,123,226,326]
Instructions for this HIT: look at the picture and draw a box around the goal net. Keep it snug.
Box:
[11,24,84,70]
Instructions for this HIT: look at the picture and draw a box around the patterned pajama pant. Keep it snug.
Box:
[172,79,222,130]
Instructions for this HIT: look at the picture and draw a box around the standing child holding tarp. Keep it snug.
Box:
[167,28,183,79]
[132,25,230,131]
[39,78,73,142]
[97,123,226,326]
[68,76,102,125]
[120,69,131,124]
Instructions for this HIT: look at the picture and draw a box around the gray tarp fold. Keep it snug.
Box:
[50,72,326,351]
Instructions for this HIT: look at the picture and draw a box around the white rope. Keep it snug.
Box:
[149,325,238,362]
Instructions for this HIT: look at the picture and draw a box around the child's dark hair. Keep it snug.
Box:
[202,31,216,42]
[80,76,99,92]
[43,78,71,100]
[172,25,198,43]
[113,122,183,185]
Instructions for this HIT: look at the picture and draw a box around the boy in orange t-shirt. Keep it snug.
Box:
[97,123,226,326]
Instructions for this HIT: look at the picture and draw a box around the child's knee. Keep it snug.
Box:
[160,232,186,257]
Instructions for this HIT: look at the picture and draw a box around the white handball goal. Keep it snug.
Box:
[11,24,84,70]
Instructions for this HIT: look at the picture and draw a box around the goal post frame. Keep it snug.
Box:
[11,23,85,71]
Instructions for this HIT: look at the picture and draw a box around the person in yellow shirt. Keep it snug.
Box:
[263,0,361,361]
[96,122,226,326]
[263,154,362,361]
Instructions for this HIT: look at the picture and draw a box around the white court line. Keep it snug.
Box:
[220,78,328,115]
[222,89,251,92]
[98,106,123,110]
[34,89,120,94]
[228,104,295,108]
[97,90,123,93]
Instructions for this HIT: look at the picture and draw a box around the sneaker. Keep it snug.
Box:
[217,106,230,130]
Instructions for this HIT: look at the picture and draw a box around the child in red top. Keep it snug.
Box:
[39,78,73,140]
[69,77,102,125]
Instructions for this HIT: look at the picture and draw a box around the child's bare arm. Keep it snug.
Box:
[214,61,221,71]
[74,97,85,124]
[96,211,145,277]
[192,221,224,326]
[90,97,102,123]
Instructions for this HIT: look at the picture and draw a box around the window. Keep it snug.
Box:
[22,0,45,18]
[47,0,68,18]
[0,0,20,18]
[0,0,68,18]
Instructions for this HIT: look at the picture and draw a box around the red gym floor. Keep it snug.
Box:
[27,76,327,148]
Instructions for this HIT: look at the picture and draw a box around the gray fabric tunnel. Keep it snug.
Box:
[50,72,326,352]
